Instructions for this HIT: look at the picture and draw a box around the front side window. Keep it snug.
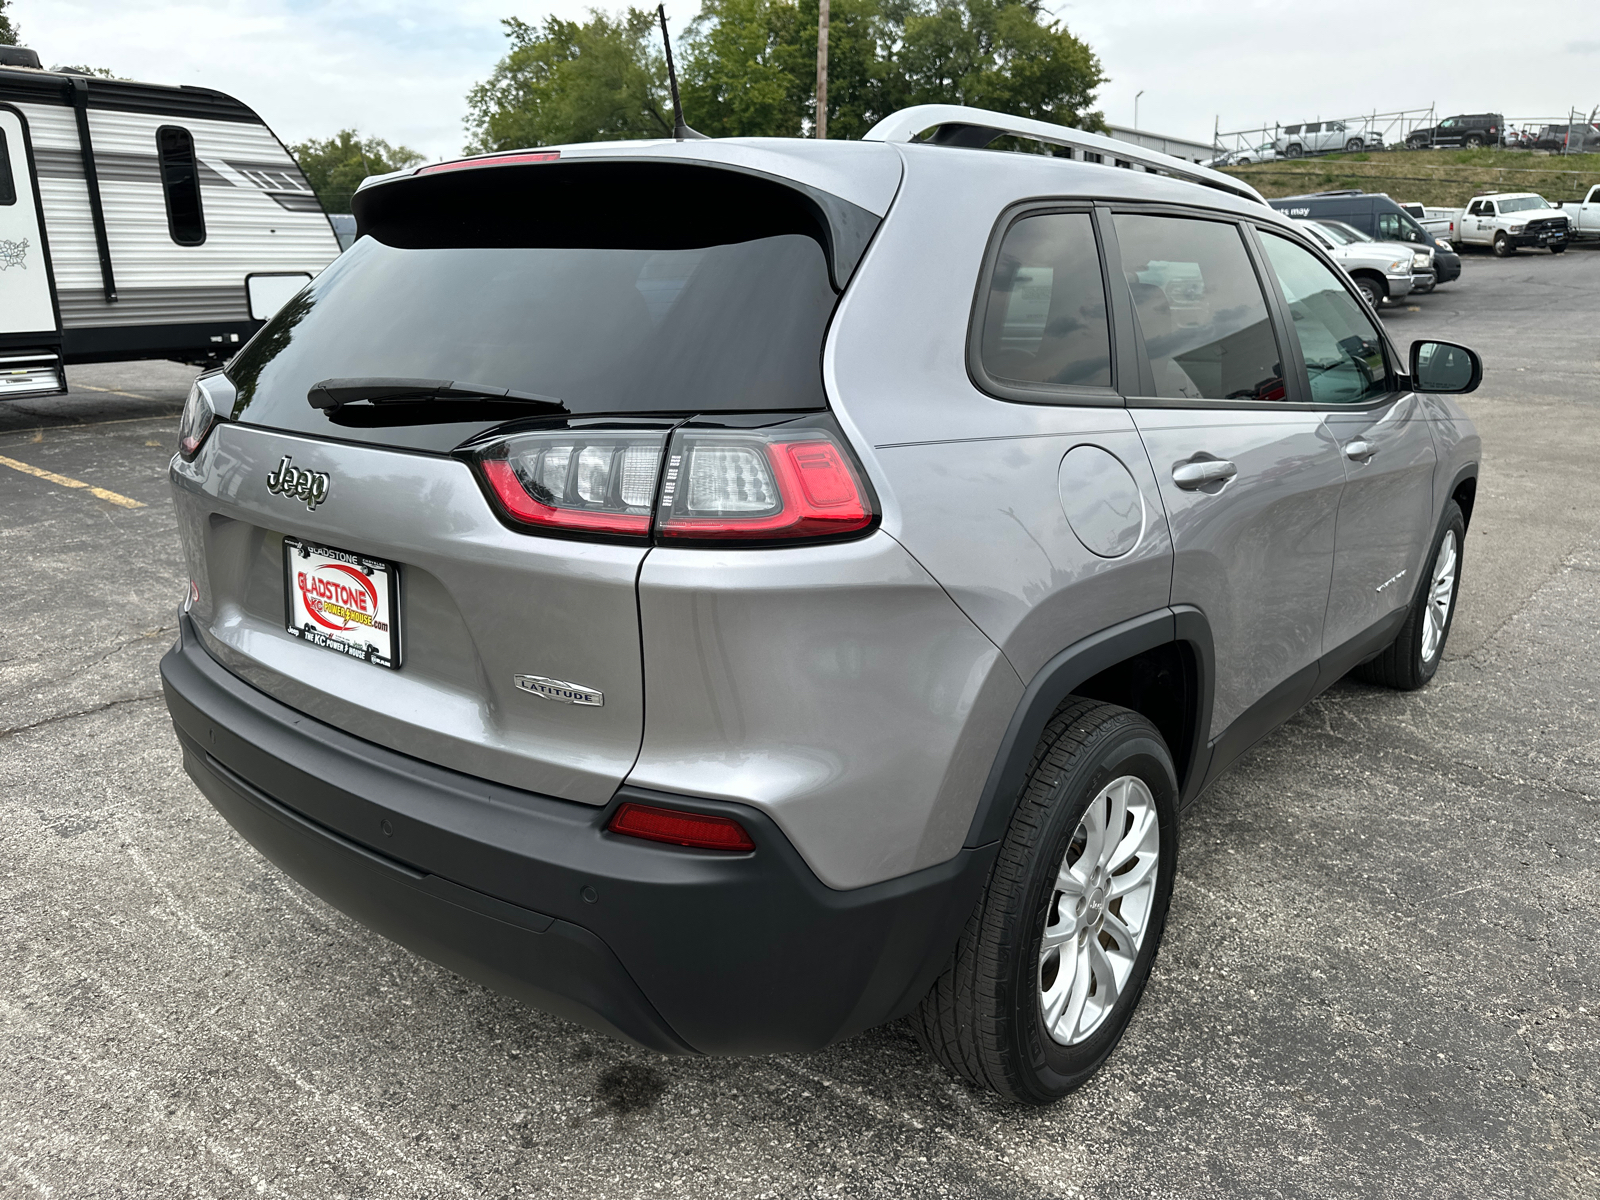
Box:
[1259,232,1391,406]
[1377,212,1404,240]
[977,211,1112,390]
[1113,213,1283,402]
[156,126,205,245]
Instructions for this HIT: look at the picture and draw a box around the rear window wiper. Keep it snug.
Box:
[307,377,566,413]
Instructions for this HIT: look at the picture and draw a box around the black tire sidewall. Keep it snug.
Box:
[1002,727,1179,1101]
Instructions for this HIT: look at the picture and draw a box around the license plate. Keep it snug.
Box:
[283,537,400,669]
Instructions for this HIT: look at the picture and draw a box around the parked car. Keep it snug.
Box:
[1268,192,1461,285]
[1233,142,1280,165]
[1456,192,1570,254]
[1531,123,1600,152]
[160,103,1483,1105]
[1558,184,1600,242]
[1406,113,1503,149]
[1276,120,1381,158]
[1298,219,1431,301]
[1501,127,1537,150]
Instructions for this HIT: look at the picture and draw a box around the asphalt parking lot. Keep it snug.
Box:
[4,248,1598,1199]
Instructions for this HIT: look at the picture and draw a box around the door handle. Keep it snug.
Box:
[1172,459,1237,490]
[1344,439,1377,462]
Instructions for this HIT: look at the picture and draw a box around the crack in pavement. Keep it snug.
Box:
[0,691,164,739]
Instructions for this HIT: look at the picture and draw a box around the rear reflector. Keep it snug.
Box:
[418,151,561,176]
[607,802,756,852]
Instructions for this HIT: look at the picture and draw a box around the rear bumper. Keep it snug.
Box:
[160,617,992,1055]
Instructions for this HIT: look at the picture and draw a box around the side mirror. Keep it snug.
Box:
[1410,340,1481,394]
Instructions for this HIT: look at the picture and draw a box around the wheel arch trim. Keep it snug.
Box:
[963,607,1214,848]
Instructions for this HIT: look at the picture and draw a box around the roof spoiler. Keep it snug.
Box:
[863,104,1266,206]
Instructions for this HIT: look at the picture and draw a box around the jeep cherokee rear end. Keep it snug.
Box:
[161,140,1020,1055]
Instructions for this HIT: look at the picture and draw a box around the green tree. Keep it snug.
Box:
[681,0,805,138]
[463,0,1104,148]
[290,131,425,214]
[464,12,671,152]
[896,0,1105,130]
[0,1,18,45]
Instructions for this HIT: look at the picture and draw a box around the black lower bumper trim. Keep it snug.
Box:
[161,618,993,1055]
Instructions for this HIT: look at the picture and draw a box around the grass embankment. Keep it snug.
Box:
[1221,149,1600,208]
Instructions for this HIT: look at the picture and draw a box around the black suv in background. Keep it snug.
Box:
[1406,113,1503,149]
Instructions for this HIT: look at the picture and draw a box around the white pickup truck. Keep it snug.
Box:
[1453,193,1570,256]
[1558,185,1600,243]
[1399,202,1457,244]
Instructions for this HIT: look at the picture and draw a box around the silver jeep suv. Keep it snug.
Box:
[162,105,1482,1104]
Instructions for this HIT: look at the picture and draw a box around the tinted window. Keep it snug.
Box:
[226,163,857,452]
[157,126,205,245]
[1113,214,1284,402]
[1377,212,1404,240]
[978,212,1112,390]
[1260,232,1391,406]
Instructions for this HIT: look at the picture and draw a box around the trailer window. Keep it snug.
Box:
[156,126,205,245]
[0,128,15,205]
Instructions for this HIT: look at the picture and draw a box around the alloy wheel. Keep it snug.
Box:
[1038,775,1161,1046]
[1421,529,1458,663]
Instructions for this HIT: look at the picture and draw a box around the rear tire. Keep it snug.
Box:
[1465,134,1484,148]
[1493,232,1512,257]
[1354,501,1465,690]
[912,700,1178,1105]
[1345,138,1364,152]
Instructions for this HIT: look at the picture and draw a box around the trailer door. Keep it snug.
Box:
[0,105,65,397]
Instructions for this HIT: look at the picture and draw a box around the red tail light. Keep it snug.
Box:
[607,802,755,851]
[476,430,667,538]
[468,420,876,545]
[657,429,875,542]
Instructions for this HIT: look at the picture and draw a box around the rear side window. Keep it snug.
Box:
[1259,232,1390,406]
[156,125,205,246]
[1113,213,1284,403]
[0,128,15,206]
[977,212,1112,390]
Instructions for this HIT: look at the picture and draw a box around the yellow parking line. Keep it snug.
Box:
[0,453,146,508]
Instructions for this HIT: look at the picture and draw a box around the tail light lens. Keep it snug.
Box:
[469,419,876,545]
[657,428,874,543]
[477,430,667,537]
[177,376,226,461]
[607,801,755,851]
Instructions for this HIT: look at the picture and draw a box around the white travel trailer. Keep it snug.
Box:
[0,47,340,399]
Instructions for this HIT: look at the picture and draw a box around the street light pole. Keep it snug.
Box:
[816,0,830,139]
[1135,90,1145,130]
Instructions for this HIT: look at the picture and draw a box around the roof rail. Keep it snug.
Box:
[862,104,1266,206]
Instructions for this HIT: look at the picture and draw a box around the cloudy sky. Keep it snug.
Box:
[17,0,1600,161]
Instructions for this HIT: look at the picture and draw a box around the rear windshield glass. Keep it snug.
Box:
[226,162,859,453]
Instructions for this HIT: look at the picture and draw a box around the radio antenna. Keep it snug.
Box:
[657,5,707,140]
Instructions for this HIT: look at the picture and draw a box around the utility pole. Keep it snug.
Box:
[816,0,829,139]
[1134,90,1144,130]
